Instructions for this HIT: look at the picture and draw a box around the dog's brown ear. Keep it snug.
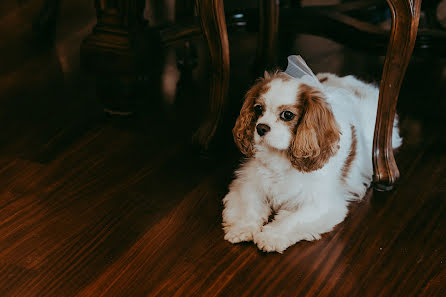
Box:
[233,80,269,156]
[289,84,341,172]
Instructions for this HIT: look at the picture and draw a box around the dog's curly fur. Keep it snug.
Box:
[223,72,402,253]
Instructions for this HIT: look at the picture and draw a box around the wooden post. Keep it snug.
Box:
[373,0,422,190]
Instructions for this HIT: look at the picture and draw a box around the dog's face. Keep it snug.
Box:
[233,72,341,172]
[252,75,301,151]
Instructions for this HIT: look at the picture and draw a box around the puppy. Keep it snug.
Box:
[222,71,402,253]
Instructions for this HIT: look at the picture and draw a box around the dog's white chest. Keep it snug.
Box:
[256,162,304,209]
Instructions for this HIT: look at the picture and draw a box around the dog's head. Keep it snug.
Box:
[233,72,341,172]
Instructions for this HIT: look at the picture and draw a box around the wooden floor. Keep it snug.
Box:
[1,1,445,296]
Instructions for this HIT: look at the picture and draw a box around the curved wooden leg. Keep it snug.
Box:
[255,0,279,71]
[373,0,421,191]
[193,0,230,148]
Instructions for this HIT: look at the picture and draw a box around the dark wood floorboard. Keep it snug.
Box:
[0,1,445,296]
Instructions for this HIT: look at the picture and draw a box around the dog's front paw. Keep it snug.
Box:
[223,225,260,244]
[253,226,295,253]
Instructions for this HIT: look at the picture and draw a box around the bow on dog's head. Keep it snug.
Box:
[233,57,340,172]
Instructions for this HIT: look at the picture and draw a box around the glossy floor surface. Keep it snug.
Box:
[0,1,445,296]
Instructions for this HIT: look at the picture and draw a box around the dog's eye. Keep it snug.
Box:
[280,110,295,121]
[254,104,263,116]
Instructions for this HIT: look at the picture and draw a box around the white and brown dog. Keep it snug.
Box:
[222,71,402,253]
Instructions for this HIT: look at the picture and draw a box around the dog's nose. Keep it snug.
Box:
[256,123,271,136]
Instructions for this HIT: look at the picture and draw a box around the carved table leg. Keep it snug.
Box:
[373,0,421,191]
[80,0,147,113]
[256,0,279,71]
[194,0,230,147]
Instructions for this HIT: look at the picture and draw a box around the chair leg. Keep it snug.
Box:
[373,0,422,191]
[255,0,279,71]
[194,0,230,148]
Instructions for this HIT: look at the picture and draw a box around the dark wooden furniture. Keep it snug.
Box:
[257,0,435,190]
[80,0,230,147]
[372,0,422,191]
